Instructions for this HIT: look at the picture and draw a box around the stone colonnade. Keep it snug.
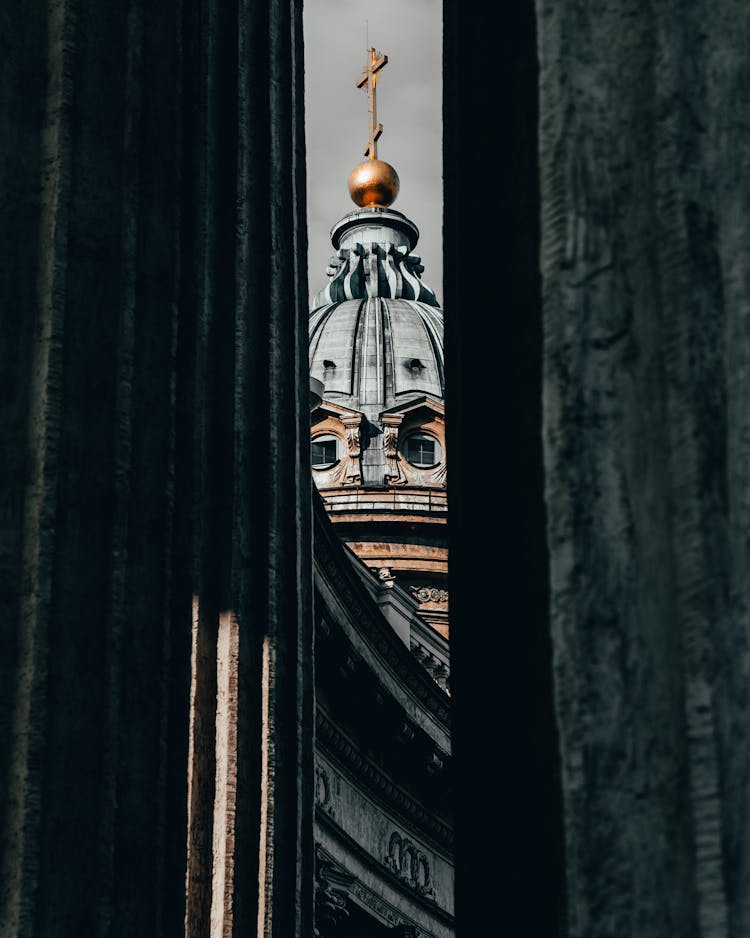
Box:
[2,1,750,936]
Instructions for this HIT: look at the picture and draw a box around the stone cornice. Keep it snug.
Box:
[329,206,420,251]
[318,485,448,518]
[316,709,453,854]
[380,395,445,419]
[313,492,450,735]
[316,831,455,932]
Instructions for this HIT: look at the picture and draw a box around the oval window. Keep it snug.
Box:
[403,432,440,468]
[311,434,339,469]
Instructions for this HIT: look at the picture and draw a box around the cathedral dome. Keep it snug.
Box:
[309,297,443,417]
[309,206,443,417]
[308,204,448,632]
[309,48,448,637]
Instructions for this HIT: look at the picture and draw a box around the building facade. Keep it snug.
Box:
[307,77,453,934]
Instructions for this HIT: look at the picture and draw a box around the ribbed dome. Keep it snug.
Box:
[309,298,444,417]
[308,206,443,419]
[308,200,448,638]
[309,50,449,639]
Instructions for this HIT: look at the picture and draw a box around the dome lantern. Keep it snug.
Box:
[309,48,448,639]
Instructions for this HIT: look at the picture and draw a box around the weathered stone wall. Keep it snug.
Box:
[537,2,750,935]
[0,1,313,936]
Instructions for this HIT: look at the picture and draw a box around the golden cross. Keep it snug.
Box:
[355,47,388,159]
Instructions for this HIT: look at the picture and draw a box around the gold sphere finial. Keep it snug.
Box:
[348,159,400,208]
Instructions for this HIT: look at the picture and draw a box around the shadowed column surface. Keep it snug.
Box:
[0,2,313,936]
[537,1,750,935]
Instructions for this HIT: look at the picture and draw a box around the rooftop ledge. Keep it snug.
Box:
[318,486,448,515]
[330,206,420,252]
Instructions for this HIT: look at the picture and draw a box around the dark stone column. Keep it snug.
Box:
[443,2,566,936]
[537,1,750,935]
[0,0,313,935]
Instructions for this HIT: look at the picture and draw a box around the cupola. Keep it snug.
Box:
[309,48,448,638]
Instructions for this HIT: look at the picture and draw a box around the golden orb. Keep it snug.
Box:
[347,159,400,208]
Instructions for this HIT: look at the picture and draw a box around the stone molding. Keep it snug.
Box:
[411,587,449,605]
[313,505,450,730]
[382,413,407,485]
[314,846,356,936]
[316,711,452,852]
[385,830,436,899]
[410,641,450,693]
[313,241,439,308]
[315,845,440,938]
[315,763,338,822]
[341,415,362,483]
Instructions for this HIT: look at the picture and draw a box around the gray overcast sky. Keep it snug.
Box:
[303,0,443,307]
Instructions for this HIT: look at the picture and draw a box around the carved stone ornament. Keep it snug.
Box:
[410,640,451,692]
[383,424,399,458]
[384,830,436,899]
[344,425,360,457]
[315,711,453,849]
[314,847,429,936]
[378,566,395,587]
[349,880,400,927]
[381,414,406,484]
[314,764,336,819]
[315,848,356,936]
[312,417,362,486]
[411,587,449,605]
[313,241,439,309]
[341,416,362,484]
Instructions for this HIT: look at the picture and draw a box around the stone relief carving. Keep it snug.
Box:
[398,449,446,488]
[315,765,329,807]
[315,848,429,937]
[313,241,439,309]
[311,444,348,487]
[432,460,447,485]
[382,416,406,484]
[314,763,339,819]
[316,711,453,848]
[341,416,362,484]
[314,847,434,937]
[432,663,450,694]
[348,880,427,936]
[411,587,449,605]
[349,880,401,928]
[383,425,399,458]
[311,417,363,486]
[315,765,331,812]
[315,847,355,936]
[377,566,396,587]
[410,639,451,692]
[344,426,360,456]
[385,830,435,899]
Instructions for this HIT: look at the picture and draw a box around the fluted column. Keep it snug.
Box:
[0,1,313,936]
